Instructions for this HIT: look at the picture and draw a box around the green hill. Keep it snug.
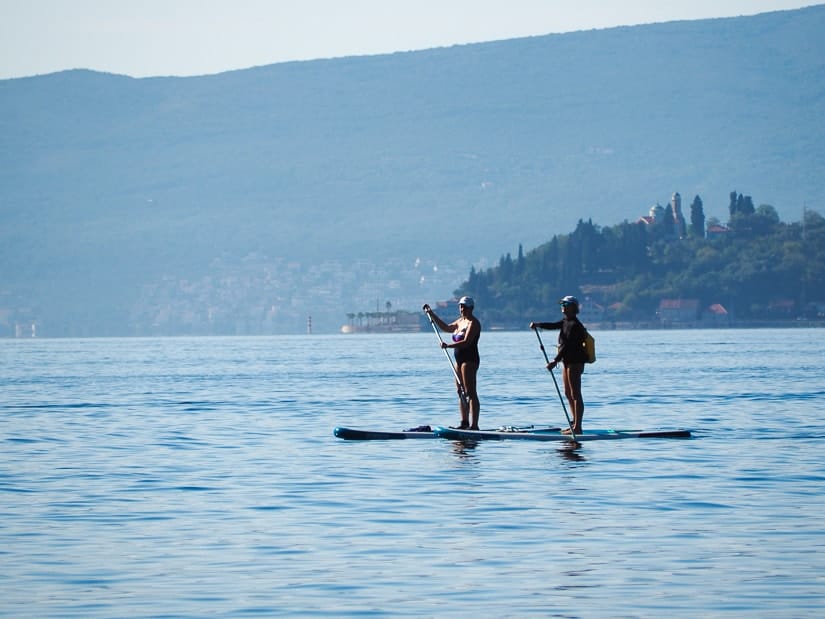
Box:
[454,197,825,327]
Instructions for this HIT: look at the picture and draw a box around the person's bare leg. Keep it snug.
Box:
[456,380,469,428]
[461,362,480,430]
[564,365,584,433]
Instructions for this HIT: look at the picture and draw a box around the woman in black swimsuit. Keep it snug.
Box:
[423,297,482,430]
[530,295,587,434]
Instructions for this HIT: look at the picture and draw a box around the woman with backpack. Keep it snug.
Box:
[530,295,588,434]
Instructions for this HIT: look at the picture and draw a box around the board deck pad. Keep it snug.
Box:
[333,426,439,440]
[333,425,556,440]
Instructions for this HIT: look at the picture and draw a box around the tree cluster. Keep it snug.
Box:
[456,195,825,326]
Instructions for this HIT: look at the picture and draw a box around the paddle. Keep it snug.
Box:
[423,305,470,410]
[532,326,577,440]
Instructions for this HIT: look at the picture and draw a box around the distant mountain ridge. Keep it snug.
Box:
[1,6,823,335]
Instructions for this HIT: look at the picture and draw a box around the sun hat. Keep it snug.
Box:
[458,296,475,308]
[559,295,579,307]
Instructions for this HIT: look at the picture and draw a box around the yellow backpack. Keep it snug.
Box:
[583,330,596,363]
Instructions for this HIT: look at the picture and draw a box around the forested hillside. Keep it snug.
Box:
[456,194,825,326]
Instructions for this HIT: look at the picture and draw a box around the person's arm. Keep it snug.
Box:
[423,304,455,333]
[554,321,585,363]
[529,320,562,330]
[445,318,478,349]
[530,320,561,369]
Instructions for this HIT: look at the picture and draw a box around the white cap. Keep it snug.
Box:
[458,296,475,308]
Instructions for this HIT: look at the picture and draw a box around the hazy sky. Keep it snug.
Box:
[0,1,819,79]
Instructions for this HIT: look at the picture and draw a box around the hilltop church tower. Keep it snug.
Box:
[670,192,687,238]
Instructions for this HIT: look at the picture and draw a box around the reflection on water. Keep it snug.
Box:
[556,442,586,462]
[449,439,480,459]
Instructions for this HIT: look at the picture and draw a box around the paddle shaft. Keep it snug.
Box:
[533,327,576,440]
[424,309,470,408]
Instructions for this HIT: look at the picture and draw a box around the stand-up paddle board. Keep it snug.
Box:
[434,426,691,441]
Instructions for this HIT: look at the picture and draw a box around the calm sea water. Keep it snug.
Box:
[2,329,824,618]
